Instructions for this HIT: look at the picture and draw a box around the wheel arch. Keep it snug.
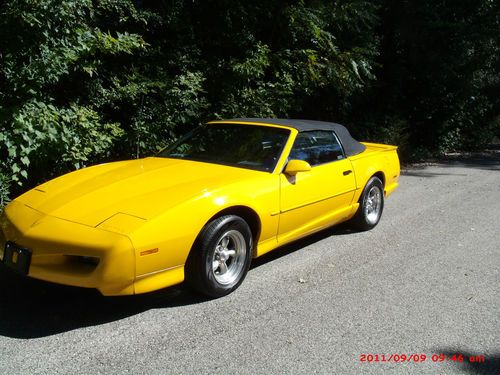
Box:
[351,172,385,231]
[184,205,260,296]
[372,171,385,188]
[186,205,262,264]
[357,171,385,204]
[206,205,261,244]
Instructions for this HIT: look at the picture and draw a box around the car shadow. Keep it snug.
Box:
[0,223,356,339]
[251,222,356,269]
[0,264,211,339]
[435,348,500,375]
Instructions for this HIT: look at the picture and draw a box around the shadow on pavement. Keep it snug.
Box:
[401,170,469,178]
[439,149,500,170]
[0,264,210,339]
[402,152,500,177]
[251,222,355,269]
[436,349,500,375]
[0,222,356,339]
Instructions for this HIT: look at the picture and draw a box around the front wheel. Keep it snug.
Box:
[185,215,253,298]
[352,176,384,231]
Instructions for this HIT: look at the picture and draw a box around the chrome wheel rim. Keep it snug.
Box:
[364,186,382,225]
[212,230,246,285]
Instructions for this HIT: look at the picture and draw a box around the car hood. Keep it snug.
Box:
[16,157,264,227]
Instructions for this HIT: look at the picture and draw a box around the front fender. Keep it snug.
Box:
[128,173,280,283]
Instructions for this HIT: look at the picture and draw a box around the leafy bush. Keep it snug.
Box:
[2,101,123,185]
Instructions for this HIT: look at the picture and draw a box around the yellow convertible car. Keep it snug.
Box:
[0,118,399,297]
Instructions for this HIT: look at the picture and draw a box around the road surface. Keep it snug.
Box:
[0,156,499,374]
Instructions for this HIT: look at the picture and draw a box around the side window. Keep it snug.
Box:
[288,131,344,166]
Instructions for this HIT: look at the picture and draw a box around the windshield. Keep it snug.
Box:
[158,123,290,172]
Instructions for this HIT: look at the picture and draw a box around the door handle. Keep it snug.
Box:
[343,170,352,176]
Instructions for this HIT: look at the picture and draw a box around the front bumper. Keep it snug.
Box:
[0,200,136,296]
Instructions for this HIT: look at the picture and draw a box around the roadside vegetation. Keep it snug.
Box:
[0,0,498,207]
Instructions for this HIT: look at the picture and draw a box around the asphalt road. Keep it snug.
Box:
[0,156,499,375]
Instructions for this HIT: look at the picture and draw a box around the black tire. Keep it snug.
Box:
[352,176,384,231]
[185,215,253,298]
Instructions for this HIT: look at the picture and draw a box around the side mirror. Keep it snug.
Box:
[284,159,312,176]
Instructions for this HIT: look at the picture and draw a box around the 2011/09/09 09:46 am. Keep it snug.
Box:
[359,353,486,364]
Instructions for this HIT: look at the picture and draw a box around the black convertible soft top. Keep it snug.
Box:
[226,118,366,157]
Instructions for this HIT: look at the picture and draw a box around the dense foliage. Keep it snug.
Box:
[1,0,498,206]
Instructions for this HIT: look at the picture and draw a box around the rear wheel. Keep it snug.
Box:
[352,176,384,231]
[186,215,253,298]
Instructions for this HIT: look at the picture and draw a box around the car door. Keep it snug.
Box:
[278,130,356,243]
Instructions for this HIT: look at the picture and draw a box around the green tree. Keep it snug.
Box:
[1,0,379,207]
[0,0,146,200]
[355,0,500,158]
[1,0,497,209]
